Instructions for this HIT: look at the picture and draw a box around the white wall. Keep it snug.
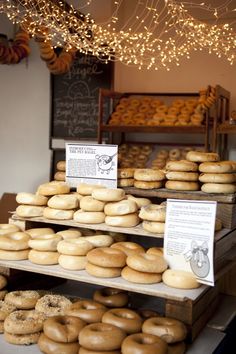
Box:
[0,3,236,197]
[0,17,51,197]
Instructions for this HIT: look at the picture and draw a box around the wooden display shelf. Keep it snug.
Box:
[100,124,206,134]
[11,214,164,239]
[217,123,236,134]
[0,259,207,302]
[123,187,236,203]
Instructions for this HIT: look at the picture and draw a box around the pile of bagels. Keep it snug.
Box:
[0,223,201,290]
[108,87,216,127]
[118,144,153,169]
[165,150,236,193]
[0,28,30,65]
[0,285,189,353]
[54,160,66,181]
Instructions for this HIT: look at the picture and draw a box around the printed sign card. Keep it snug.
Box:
[66,143,118,188]
[164,199,217,286]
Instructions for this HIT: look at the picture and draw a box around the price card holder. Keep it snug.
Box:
[164,199,217,286]
[66,143,118,188]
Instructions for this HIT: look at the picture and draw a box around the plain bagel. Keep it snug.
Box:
[104,199,138,216]
[165,180,199,191]
[105,213,140,227]
[201,183,236,194]
[126,253,168,273]
[80,196,105,212]
[93,288,129,308]
[47,194,79,210]
[134,169,165,181]
[166,160,198,172]
[77,183,105,196]
[37,181,70,196]
[126,194,151,208]
[139,204,166,222]
[199,173,236,183]
[92,188,125,202]
[43,207,74,220]
[186,151,220,162]
[16,205,45,218]
[162,269,200,289]
[166,171,199,182]
[16,192,48,206]
[121,333,168,354]
[199,161,234,173]
[73,210,105,224]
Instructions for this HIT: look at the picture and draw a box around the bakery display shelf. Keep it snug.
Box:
[216,123,236,134]
[123,187,236,203]
[0,259,207,302]
[0,326,225,354]
[11,214,164,239]
[100,124,206,134]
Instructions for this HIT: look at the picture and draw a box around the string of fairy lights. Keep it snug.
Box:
[0,0,235,70]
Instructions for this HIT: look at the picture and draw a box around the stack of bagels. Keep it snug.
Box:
[54,160,66,181]
[134,168,165,190]
[165,160,200,191]
[139,203,166,234]
[118,168,135,187]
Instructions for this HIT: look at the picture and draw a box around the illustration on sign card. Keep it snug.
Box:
[95,152,117,174]
[184,241,210,278]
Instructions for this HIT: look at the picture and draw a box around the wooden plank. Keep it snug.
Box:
[124,187,236,203]
[0,259,207,302]
[11,215,165,239]
[101,124,206,134]
[165,285,219,325]
[189,295,219,342]
[216,203,236,229]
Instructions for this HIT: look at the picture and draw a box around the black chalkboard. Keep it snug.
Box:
[51,53,113,139]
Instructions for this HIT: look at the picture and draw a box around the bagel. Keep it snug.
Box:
[87,247,126,268]
[4,290,40,309]
[111,242,145,256]
[38,333,79,354]
[139,204,166,222]
[16,205,45,218]
[58,254,87,270]
[43,315,86,343]
[199,173,236,184]
[0,249,29,261]
[56,229,82,239]
[134,169,165,181]
[43,207,74,220]
[65,299,107,323]
[142,220,165,234]
[121,266,162,284]
[0,231,30,251]
[92,188,125,202]
[126,195,151,208]
[93,288,129,308]
[79,322,126,351]
[201,183,236,194]
[165,180,199,191]
[47,194,79,210]
[73,210,105,224]
[118,168,135,178]
[80,196,105,212]
[102,308,142,334]
[4,310,45,334]
[54,171,66,181]
[162,269,200,289]
[28,249,59,265]
[126,253,168,273]
[186,151,220,162]
[4,331,41,345]
[199,161,234,174]
[56,160,66,171]
[134,180,162,189]
[166,171,199,181]
[84,234,114,248]
[25,227,55,238]
[76,183,106,196]
[166,160,198,172]
[57,238,94,256]
[0,224,20,236]
[104,199,138,216]
[28,234,62,251]
[121,333,168,354]
[86,262,122,278]
[142,317,187,343]
[105,213,140,227]
[16,192,48,206]
[37,181,70,196]
[35,294,72,317]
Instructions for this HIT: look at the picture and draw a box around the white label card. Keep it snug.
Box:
[164,199,217,286]
[65,143,118,188]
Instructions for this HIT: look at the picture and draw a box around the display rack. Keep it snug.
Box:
[97,86,231,158]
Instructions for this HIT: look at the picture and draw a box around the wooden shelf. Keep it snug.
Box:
[100,124,206,134]
[216,123,236,134]
[123,187,236,204]
[0,259,207,301]
[11,214,164,239]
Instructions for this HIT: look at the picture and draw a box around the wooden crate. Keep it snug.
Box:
[216,203,236,229]
[165,284,220,342]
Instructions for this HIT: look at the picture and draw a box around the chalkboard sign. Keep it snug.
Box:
[51,53,113,139]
